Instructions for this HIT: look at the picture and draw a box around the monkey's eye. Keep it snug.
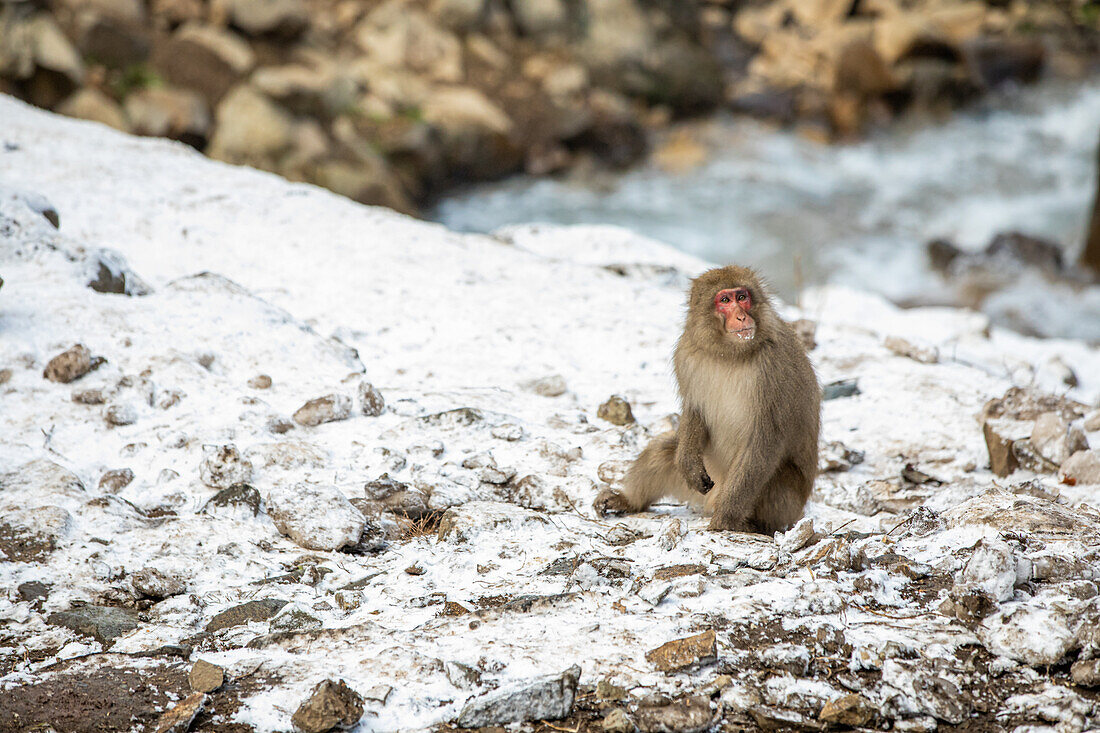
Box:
[736,292,747,302]
[720,295,731,304]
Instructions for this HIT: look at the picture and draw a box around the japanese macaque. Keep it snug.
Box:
[594,265,820,533]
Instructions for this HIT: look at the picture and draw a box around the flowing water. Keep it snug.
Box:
[433,81,1100,340]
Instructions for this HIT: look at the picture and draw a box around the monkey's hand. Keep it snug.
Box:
[593,488,632,517]
[695,471,714,495]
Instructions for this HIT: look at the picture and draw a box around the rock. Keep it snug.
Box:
[978,604,1075,666]
[957,538,1016,602]
[228,0,308,38]
[105,403,138,426]
[98,468,134,492]
[444,660,481,690]
[205,598,288,632]
[1085,411,1100,432]
[131,566,187,598]
[598,395,635,426]
[1071,659,1100,688]
[124,86,211,146]
[818,694,873,726]
[294,394,352,427]
[43,343,94,383]
[153,691,206,733]
[57,88,128,131]
[456,665,580,727]
[266,483,365,551]
[0,506,73,562]
[28,14,85,85]
[355,3,463,83]
[17,580,50,604]
[512,0,568,37]
[634,695,713,733]
[358,381,385,416]
[779,517,819,554]
[835,40,897,97]
[200,444,253,488]
[202,482,262,516]
[154,24,255,105]
[819,441,864,472]
[645,630,717,673]
[602,708,633,733]
[884,335,939,364]
[880,658,970,724]
[270,606,323,632]
[249,374,273,389]
[1061,450,1100,486]
[944,489,1100,540]
[1032,412,1088,467]
[189,659,224,692]
[290,679,363,733]
[86,248,152,296]
[524,374,567,397]
[822,379,860,400]
[47,605,140,645]
[983,419,1028,477]
[208,85,293,166]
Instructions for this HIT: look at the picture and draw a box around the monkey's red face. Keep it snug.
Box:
[714,288,755,341]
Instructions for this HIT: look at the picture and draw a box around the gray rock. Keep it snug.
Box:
[266,483,365,551]
[0,506,73,562]
[43,344,95,383]
[358,381,385,416]
[270,606,323,632]
[457,665,580,726]
[131,566,187,598]
[205,598,288,632]
[200,444,253,488]
[154,25,255,105]
[602,708,634,733]
[17,580,50,604]
[47,605,140,645]
[822,379,860,400]
[86,248,152,296]
[105,403,138,426]
[291,679,364,733]
[444,660,481,690]
[98,468,134,493]
[1032,412,1088,466]
[294,394,352,427]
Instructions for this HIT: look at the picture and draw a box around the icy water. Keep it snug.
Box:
[434,82,1100,339]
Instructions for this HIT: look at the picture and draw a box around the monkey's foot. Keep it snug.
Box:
[708,514,758,533]
[694,472,714,495]
[593,488,634,517]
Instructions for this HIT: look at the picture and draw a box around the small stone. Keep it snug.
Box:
[525,375,567,397]
[294,394,352,427]
[105,403,138,426]
[156,389,185,409]
[268,415,295,434]
[779,517,818,554]
[983,419,1028,477]
[17,580,50,604]
[598,396,635,426]
[363,685,392,704]
[189,659,225,692]
[200,444,253,488]
[99,468,135,493]
[202,482,262,515]
[249,374,273,389]
[266,483,365,551]
[334,591,362,611]
[634,695,712,733]
[1032,412,1086,466]
[819,694,873,726]
[291,679,364,733]
[44,344,94,383]
[491,423,525,441]
[822,379,859,400]
[206,598,288,632]
[72,387,107,404]
[645,630,717,673]
[131,567,187,598]
[358,382,385,416]
[1071,659,1100,687]
[457,665,580,727]
[154,691,206,733]
[47,605,140,646]
[0,368,12,385]
[885,336,939,364]
[602,708,633,733]
[596,678,628,702]
[87,249,152,296]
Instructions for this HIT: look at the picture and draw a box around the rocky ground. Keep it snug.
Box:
[4,95,1100,732]
[2,0,1099,214]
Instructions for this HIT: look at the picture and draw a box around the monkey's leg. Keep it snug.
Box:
[675,408,714,495]
[594,433,696,516]
[706,431,785,533]
[750,460,812,534]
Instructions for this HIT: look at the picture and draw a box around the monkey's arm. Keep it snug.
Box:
[675,407,713,494]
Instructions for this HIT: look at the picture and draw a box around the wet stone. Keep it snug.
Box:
[188,659,224,693]
[645,630,717,673]
[597,395,635,426]
[457,665,580,727]
[291,678,364,733]
[47,605,140,646]
[205,598,288,632]
[43,344,95,383]
[99,468,135,493]
[294,394,352,426]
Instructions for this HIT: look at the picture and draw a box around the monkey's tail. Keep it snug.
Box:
[620,432,702,511]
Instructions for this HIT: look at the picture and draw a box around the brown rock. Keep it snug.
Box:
[818,694,873,726]
[124,86,211,146]
[188,659,224,693]
[1061,450,1100,486]
[291,679,364,733]
[154,24,255,105]
[0,368,11,386]
[57,88,129,131]
[983,419,1027,477]
[99,468,134,492]
[43,344,94,383]
[293,394,352,427]
[645,630,717,672]
[835,40,896,97]
[634,695,713,733]
[75,9,150,69]
[963,37,1044,88]
[205,598,288,632]
[249,374,273,389]
[228,0,308,38]
[207,85,293,166]
[154,691,206,733]
[597,395,634,426]
[1071,658,1100,688]
[355,3,464,83]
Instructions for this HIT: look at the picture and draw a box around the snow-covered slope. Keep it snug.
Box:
[3,93,1100,732]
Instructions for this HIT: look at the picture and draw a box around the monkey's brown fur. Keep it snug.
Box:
[594,265,820,533]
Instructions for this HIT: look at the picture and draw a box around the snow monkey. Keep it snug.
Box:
[594,265,820,533]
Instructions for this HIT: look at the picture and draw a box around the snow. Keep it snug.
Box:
[3,93,1100,731]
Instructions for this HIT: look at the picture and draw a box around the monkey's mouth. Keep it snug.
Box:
[731,327,755,341]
